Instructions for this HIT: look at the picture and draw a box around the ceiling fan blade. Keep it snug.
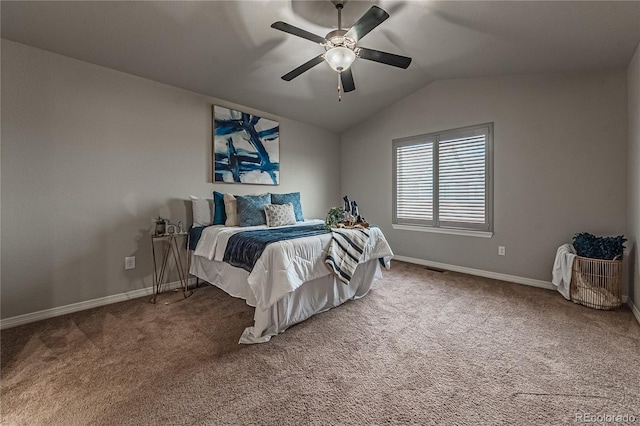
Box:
[271,21,326,44]
[281,55,325,81]
[344,6,389,42]
[340,68,356,93]
[358,47,412,69]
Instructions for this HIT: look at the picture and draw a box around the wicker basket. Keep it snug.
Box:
[570,256,623,310]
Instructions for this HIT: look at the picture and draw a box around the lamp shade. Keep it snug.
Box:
[324,47,356,72]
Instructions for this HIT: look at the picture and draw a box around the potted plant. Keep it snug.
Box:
[154,216,167,236]
[324,207,345,229]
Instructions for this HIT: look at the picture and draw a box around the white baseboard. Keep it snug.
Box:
[0,279,196,330]
[5,261,637,329]
[630,299,640,326]
[393,256,640,325]
[393,255,556,290]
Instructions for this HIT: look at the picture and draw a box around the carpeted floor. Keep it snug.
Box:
[1,261,639,425]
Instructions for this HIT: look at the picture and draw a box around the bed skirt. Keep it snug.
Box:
[190,257,382,343]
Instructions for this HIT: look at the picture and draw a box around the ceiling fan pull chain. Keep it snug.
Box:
[337,72,342,102]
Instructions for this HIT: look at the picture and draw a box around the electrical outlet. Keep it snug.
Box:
[498,246,506,256]
[125,256,136,270]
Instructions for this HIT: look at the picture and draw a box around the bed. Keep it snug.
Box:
[189,219,393,343]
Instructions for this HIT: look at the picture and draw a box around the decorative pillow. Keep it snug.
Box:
[189,195,213,227]
[213,191,226,225]
[271,192,304,222]
[264,203,296,227]
[224,193,239,226]
[236,194,271,227]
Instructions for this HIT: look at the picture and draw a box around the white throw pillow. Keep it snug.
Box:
[224,193,239,226]
[264,203,296,227]
[189,195,213,227]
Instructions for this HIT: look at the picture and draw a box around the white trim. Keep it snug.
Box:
[392,224,493,238]
[0,279,196,330]
[393,255,554,290]
[393,256,640,320]
[629,299,640,326]
[5,266,636,329]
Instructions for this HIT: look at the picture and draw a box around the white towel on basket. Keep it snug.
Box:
[551,243,576,300]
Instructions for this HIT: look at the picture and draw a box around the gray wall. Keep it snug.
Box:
[628,42,640,310]
[1,40,341,319]
[341,71,628,283]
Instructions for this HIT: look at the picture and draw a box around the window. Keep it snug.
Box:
[393,123,493,233]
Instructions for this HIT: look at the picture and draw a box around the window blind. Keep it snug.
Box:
[438,134,486,225]
[393,123,492,232]
[395,142,433,222]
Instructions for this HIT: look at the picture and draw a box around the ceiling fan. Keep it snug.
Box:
[271,2,412,100]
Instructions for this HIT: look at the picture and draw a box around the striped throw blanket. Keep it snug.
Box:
[325,228,371,284]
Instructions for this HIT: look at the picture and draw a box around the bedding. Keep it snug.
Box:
[236,193,271,227]
[189,195,213,227]
[264,203,296,227]
[213,191,226,225]
[271,192,304,221]
[325,228,373,284]
[223,224,330,272]
[190,219,393,343]
[223,193,239,226]
[188,225,207,250]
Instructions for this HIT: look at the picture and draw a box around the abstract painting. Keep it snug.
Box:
[213,105,280,185]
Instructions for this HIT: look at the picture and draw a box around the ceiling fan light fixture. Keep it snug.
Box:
[324,46,356,72]
[271,4,411,95]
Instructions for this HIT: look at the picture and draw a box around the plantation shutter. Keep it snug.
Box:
[394,141,435,226]
[393,123,492,233]
[438,127,489,230]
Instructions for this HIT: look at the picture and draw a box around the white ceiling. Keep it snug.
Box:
[2,1,639,133]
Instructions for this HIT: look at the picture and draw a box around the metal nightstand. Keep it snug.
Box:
[150,232,193,303]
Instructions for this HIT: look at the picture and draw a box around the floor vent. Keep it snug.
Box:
[425,266,446,273]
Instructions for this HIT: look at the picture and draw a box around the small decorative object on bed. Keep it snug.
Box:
[343,196,351,216]
[552,233,625,310]
[324,206,345,229]
[327,196,368,228]
[213,106,279,185]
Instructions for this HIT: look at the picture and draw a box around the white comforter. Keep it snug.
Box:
[193,220,393,310]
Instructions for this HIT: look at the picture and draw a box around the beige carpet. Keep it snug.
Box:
[2,261,639,425]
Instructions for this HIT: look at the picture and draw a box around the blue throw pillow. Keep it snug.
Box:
[236,194,271,227]
[212,191,226,225]
[271,192,304,222]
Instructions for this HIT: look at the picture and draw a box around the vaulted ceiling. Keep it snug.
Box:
[2,1,639,133]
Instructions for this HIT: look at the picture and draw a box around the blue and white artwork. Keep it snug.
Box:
[213,106,280,185]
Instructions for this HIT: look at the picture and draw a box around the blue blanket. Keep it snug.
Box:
[223,225,330,272]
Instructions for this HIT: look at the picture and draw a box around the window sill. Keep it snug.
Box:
[392,224,493,238]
